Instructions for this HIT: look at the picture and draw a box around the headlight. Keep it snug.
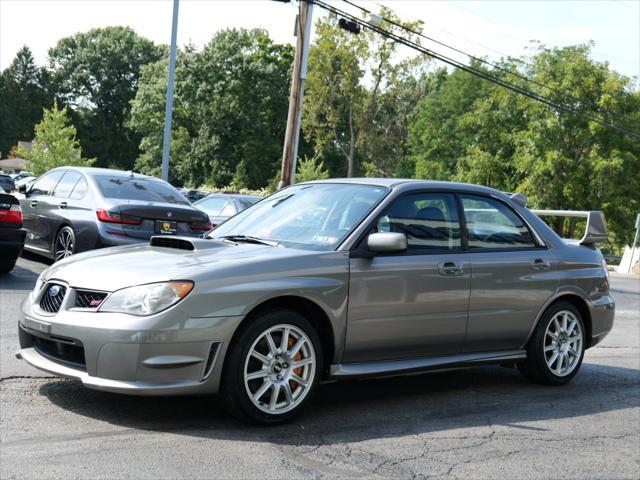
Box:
[99,281,194,316]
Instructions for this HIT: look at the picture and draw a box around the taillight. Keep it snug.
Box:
[0,204,22,223]
[96,209,141,225]
[190,220,213,231]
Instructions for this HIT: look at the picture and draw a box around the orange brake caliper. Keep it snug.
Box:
[288,337,302,390]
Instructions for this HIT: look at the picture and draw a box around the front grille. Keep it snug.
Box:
[32,334,86,371]
[75,290,108,309]
[39,283,67,313]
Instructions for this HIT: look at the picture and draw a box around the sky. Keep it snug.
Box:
[0,0,638,86]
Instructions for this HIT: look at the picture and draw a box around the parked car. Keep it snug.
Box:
[17,179,614,424]
[11,171,32,182]
[179,188,209,203]
[0,174,16,193]
[194,193,262,227]
[0,191,26,273]
[18,167,211,261]
[15,176,36,191]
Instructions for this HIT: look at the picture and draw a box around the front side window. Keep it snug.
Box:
[376,193,461,251]
[461,195,536,249]
[211,183,388,251]
[94,175,189,205]
[29,171,65,196]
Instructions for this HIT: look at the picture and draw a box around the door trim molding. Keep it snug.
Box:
[329,349,526,379]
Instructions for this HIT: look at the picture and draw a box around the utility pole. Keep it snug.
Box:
[161,0,180,183]
[278,0,313,189]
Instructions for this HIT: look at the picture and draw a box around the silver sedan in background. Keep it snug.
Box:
[16,179,614,424]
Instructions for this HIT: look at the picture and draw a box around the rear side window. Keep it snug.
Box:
[461,195,536,249]
[29,171,65,196]
[53,171,82,198]
[196,197,231,217]
[94,175,189,205]
[70,176,88,200]
[376,193,461,251]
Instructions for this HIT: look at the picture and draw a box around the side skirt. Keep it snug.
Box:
[329,349,527,380]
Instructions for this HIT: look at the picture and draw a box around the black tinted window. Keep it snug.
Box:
[377,193,461,251]
[94,175,188,205]
[53,171,82,198]
[29,171,65,196]
[461,195,536,249]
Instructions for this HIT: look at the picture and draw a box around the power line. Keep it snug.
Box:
[339,0,640,129]
[312,0,640,139]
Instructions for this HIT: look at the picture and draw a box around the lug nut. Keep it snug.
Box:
[276,374,282,380]
[282,363,289,368]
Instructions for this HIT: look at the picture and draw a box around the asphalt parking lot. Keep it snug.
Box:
[1,254,639,480]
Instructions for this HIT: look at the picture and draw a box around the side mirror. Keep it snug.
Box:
[367,232,407,253]
[18,184,27,194]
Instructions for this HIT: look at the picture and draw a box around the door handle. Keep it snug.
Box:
[58,202,67,209]
[530,258,551,271]
[438,261,464,276]
[30,200,38,208]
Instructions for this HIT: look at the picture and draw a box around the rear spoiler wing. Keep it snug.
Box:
[531,209,608,246]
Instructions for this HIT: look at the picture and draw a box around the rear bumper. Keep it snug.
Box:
[588,294,615,347]
[0,227,26,258]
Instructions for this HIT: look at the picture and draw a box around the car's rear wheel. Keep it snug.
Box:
[54,226,76,262]
[0,258,17,274]
[518,301,586,385]
[221,309,323,424]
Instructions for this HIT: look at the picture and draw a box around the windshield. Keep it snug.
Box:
[210,183,388,251]
[94,175,189,205]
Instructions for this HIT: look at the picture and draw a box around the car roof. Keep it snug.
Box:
[303,178,504,196]
[50,166,160,181]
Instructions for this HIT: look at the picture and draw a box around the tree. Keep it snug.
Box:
[129,29,293,189]
[48,27,163,169]
[0,46,52,157]
[407,44,640,247]
[296,155,330,182]
[17,100,94,175]
[303,8,429,178]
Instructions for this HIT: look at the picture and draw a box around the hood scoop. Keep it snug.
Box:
[150,236,223,251]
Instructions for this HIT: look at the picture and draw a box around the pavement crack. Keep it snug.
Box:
[0,375,54,382]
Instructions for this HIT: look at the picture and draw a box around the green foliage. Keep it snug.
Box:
[129,29,293,189]
[17,100,94,175]
[0,46,52,157]
[296,155,330,182]
[303,9,431,178]
[408,44,640,247]
[48,26,163,169]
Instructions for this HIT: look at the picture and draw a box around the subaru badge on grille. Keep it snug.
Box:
[48,285,61,297]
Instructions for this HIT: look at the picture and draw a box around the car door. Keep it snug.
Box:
[344,192,471,363]
[21,170,65,251]
[459,194,558,353]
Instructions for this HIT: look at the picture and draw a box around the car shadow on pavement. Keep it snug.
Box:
[39,361,639,444]
[0,251,51,291]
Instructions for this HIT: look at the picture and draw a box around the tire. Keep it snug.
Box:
[0,258,17,274]
[220,309,324,425]
[53,226,76,262]
[518,301,586,385]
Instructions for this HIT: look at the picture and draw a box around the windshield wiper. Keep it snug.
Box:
[216,235,280,247]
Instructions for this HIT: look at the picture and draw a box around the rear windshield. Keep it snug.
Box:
[94,175,189,205]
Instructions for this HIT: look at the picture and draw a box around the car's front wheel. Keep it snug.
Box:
[518,301,586,385]
[221,309,323,424]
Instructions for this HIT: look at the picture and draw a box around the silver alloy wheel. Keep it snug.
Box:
[244,323,316,415]
[55,228,74,261]
[543,310,583,377]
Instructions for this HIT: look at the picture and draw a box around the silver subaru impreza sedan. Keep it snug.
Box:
[16,179,614,424]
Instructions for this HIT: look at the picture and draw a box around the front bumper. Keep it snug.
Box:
[17,292,243,395]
